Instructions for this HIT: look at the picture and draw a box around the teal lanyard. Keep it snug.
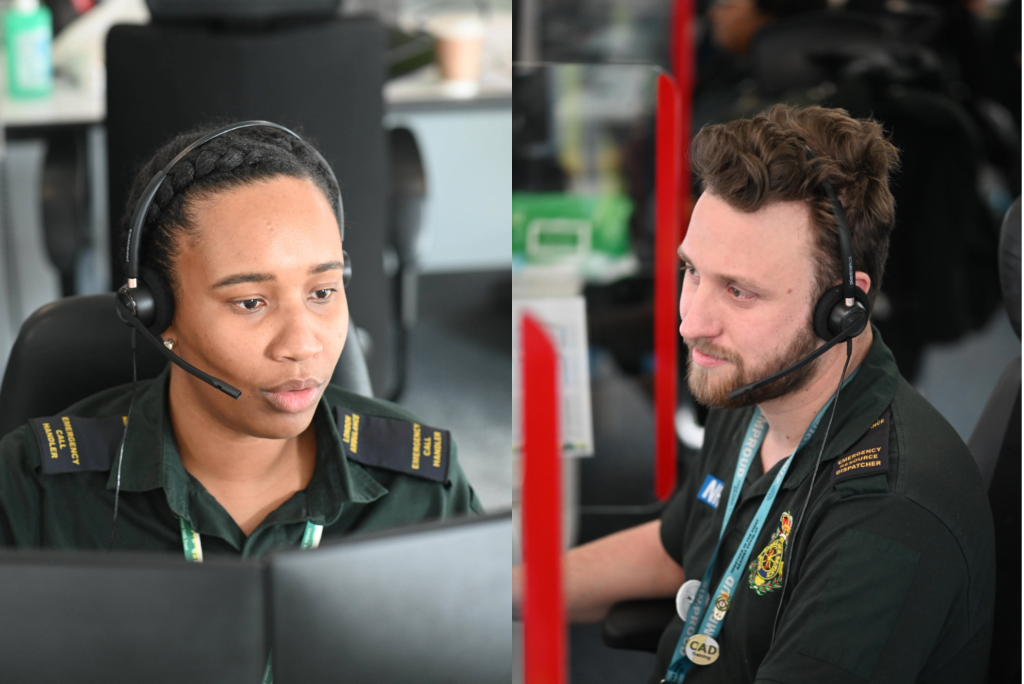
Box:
[179,518,324,684]
[664,370,856,682]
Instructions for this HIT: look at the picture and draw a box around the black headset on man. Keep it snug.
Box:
[719,148,871,644]
[114,120,351,400]
[727,149,869,401]
[109,121,350,547]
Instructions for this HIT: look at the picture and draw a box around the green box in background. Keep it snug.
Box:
[512,193,633,264]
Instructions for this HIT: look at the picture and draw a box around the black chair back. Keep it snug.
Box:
[967,197,1021,684]
[106,16,396,398]
[0,294,372,439]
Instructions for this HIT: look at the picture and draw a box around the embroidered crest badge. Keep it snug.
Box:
[749,511,792,596]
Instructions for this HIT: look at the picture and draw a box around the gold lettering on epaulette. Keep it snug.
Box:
[423,436,432,459]
[61,417,80,466]
[412,423,422,470]
[837,446,882,468]
[433,431,442,468]
[42,422,58,459]
[343,414,352,443]
[836,454,884,477]
[55,429,66,450]
[350,415,360,454]
[871,417,885,429]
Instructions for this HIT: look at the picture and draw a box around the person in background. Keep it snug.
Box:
[693,0,827,130]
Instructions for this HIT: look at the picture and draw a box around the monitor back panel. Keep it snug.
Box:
[269,513,514,684]
[0,551,266,684]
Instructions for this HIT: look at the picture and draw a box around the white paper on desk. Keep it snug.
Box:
[513,297,594,457]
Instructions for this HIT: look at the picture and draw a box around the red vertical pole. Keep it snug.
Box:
[521,314,565,684]
[654,74,683,502]
[671,0,695,232]
[671,0,696,105]
[653,0,695,502]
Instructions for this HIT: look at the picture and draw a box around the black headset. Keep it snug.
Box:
[114,120,350,400]
[724,148,870,644]
[727,149,869,401]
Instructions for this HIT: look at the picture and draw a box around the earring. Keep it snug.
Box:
[163,339,174,351]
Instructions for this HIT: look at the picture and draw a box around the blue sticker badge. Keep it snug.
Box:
[697,474,725,509]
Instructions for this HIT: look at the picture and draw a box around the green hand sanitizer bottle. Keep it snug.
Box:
[4,0,53,99]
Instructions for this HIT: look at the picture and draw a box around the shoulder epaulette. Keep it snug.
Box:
[29,415,126,474]
[830,410,891,486]
[335,407,451,484]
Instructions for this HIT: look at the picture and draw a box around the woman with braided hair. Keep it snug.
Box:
[0,123,483,554]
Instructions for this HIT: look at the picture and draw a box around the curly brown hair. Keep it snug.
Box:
[690,103,900,311]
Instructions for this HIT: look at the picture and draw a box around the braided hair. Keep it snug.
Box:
[119,124,342,292]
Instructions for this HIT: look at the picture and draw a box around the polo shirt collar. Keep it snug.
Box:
[735,326,898,501]
[781,325,899,490]
[105,366,387,528]
[103,365,168,495]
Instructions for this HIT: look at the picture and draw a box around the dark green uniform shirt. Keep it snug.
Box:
[651,329,995,684]
[0,366,484,556]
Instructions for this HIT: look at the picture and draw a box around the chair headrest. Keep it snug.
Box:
[145,0,341,23]
[751,12,892,95]
[1000,197,1021,339]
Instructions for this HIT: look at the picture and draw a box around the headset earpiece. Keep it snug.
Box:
[137,266,175,334]
[813,284,870,341]
[342,250,352,288]
[114,267,174,335]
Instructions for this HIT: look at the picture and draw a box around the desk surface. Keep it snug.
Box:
[385,65,512,112]
[0,65,511,130]
[1,77,105,129]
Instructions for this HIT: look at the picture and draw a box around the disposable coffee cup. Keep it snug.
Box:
[430,13,484,97]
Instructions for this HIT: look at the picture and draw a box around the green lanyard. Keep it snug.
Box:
[179,518,324,684]
[179,518,324,561]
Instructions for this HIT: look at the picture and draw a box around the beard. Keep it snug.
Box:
[684,323,821,409]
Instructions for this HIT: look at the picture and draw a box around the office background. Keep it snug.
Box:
[0,0,514,509]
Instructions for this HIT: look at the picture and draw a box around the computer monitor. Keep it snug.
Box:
[0,550,266,684]
[269,511,514,684]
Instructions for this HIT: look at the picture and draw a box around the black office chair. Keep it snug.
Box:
[967,197,1020,684]
[387,126,427,400]
[106,14,397,398]
[0,294,373,439]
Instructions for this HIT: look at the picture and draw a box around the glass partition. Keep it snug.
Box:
[513,62,688,546]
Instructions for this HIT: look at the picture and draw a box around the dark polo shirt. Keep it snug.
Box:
[650,328,995,684]
[0,366,483,556]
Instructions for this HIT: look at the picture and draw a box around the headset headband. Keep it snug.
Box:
[805,148,856,304]
[124,120,344,284]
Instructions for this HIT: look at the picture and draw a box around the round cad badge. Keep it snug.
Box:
[684,634,721,666]
[675,579,702,620]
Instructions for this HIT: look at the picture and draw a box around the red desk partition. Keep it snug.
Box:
[520,314,565,684]
[652,0,694,501]
[514,59,689,506]
[654,74,683,502]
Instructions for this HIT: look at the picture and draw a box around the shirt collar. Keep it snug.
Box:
[104,365,168,495]
[105,366,387,526]
[780,324,899,490]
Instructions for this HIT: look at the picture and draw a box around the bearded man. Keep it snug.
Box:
[516,104,996,684]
